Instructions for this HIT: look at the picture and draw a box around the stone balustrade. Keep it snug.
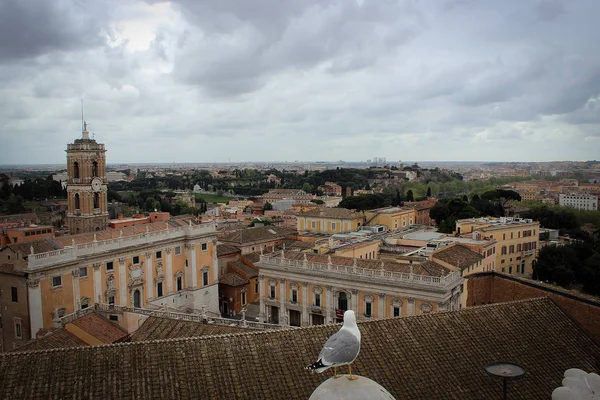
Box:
[26,223,216,270]
[258,254,462,290]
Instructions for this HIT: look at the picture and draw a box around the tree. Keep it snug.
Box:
[406,190,414,202]
[302,182,313,193]
[263,201,273,211]
[426,186,432,198]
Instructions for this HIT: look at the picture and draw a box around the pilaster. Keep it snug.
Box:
[93,263,102,303]
[27,279,42,339]
[302,281,309,326]
[145,252,153,300]
[119,258,127,306]
[166,248,173,293]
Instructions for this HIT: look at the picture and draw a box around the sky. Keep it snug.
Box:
[0,0,599,165]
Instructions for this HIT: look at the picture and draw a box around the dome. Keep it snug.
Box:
[309,375,397,400]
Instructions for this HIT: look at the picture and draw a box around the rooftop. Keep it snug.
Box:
[2,298,598,399]
[299,207,363,220]
[129,316,248,341]
[432,244,484,269]
[219,226,294,245]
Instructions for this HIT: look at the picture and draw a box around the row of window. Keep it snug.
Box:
[0,314,22,340]
[500,241,537,255]
[500,229,537,240]
[24,229,51,236]
[72,161,100,179]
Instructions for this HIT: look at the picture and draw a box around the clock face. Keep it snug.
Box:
[92,178,102,191]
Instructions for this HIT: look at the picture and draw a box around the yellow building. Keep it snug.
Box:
[257,251,462,326]
[311,236,380,260]
[455,217,540,276]
[363,207,416,232]
[297,207,364,234]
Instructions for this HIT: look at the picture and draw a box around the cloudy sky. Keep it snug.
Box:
[1,0,599,165]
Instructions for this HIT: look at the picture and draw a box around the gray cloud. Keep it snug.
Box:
[1,0,599,164]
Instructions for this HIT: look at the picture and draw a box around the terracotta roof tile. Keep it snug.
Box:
[220,226,294,245]
[2,298,599,399]
[129,316,247,341]
[70,313,127,343]
[230,260,258,278]
[219,271,249,286]
[432,244,484,269]
[12,329,86,352]
[217,244,241,257]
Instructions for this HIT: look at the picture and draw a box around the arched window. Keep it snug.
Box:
[133,289,141,308]
[73,162,79,179]
[338,292,348,311]
[92,161,98,177]
[74,193,80,210]
[94,192,99,209]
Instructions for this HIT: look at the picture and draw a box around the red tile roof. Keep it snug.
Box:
[432,244,484,269]
[70,313,127,343]
[129,316,248,341]
[12,329,86,352]
[2,298,599,399]
[299,207,363,220]
[219,271,249,286]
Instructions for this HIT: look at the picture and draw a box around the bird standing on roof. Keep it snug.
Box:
[305,310,361,380]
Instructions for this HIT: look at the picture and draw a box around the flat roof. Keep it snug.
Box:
[403,232,445,241]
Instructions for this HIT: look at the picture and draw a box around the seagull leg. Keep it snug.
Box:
[332,367,341,379]
[347,364,359,381]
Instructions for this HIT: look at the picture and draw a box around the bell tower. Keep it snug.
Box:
[66,121,108,234]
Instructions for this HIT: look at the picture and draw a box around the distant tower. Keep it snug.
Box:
[66,121,108,234]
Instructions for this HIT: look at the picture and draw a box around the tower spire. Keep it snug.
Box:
[81,99,90,140]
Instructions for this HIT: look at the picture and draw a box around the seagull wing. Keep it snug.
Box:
[318,328,360,367]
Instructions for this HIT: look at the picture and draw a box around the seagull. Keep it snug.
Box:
[305,310,361,380]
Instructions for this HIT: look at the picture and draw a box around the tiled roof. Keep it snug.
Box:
[70,313,128,343]
[299,207,363,220]
[129,316,247,341]
[432,244,484,269]
[230,259,258,278]
[2,298,600,399]
[278,251,450,277]
[419,260,452,277]
[12,329,86,352]
[219,271,249,286]
[220,226,294,245]
[216,244,241,257]
[4,238,62,256]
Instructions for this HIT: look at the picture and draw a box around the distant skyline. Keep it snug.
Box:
[1,0,599,164]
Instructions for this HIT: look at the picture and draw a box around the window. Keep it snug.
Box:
[331,222,336,231]
[11,287,18,303]
[201,243,208,252]
[156,251,162,259]
[393,307,400,317]
[365,302,372,317]
[509,245,515,254]
[311,221,316,229]
[108,296,115,305]
[202,271,209,286]
[175,246,181,255]
[241,290,247,306]
[93,192,99,209]
[109,315,119,321]
[503,233,506,240]
[509,266,512,274]
[177,276,183,291]
[291,289,298,303]
[501,246,507,255]
[74,193,80,210]
[157,282,163,297]
[52,276,62,287]
[314,293,321,307]
[133,256,140,264]
[92,161,98,177]
[14,319,22,339]
[106,261,114,271]
[511,232,514,239]
[255,279,259,294]
[270,285,276,299]
[73,162,79,179]
[80,298,90,310]
[79,267,87,278]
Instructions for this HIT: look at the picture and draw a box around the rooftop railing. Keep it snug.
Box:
[258,254,462,289]
[27,223,216,270]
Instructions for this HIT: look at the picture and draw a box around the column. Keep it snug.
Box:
[326,286,334,324]
[301,281,309,326]
[190,245,197,288]
[407,297,415,316]
[27,279,42,339]
[258,275,265,323]
[93,263,102,303]
[212,239,219,283]
[351,289,359,315]
[166,248,173,293]
[378,293,386,319]
[279,278,286,325]
[145,252,153,300]
[118,258,127,306]
[72,269,80,311]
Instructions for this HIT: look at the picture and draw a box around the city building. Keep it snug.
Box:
[363,206,416,231]
[317,181,342,196]
[0,224,54,246]
[297,207,364,234]
[66,122,109,234]
[558,194,598,211]
[455,217,540,276]
[0,218,219,349]
[257,251,462,326]
[262,189,314,205]
[219,225,294,255]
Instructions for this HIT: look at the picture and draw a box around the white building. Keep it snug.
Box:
[559,194,598,211]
